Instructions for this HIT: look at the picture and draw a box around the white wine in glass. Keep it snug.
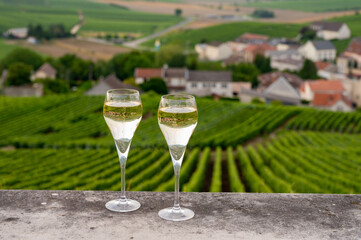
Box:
[158,94,198,221]
[103,89,142,212]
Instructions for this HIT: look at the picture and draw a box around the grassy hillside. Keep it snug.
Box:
[242,0,361,12]
[142,21,303,48]
[0,94,360,193]
[0,0,182,35]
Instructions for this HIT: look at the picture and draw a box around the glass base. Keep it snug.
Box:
[105,199,141,212]
[158,207,194,221]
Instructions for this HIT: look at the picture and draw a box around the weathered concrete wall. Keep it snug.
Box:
[0,190,360,240]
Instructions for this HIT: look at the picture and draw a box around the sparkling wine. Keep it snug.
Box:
[104,101,142,153]
[158,106,198,161]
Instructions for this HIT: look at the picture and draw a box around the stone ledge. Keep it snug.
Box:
[0,190,360,240]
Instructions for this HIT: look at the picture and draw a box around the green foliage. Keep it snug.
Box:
[5,63,32,86]
[270,100,282,106]
[156,45,186,67]
[229,63,259,87]
[28,23,70,39]
[1,48,43,70]
[183,147,211,192]
[254,54,271,73]
[227,147,245,192]
[299,59,318,79]
[252,9,275,18]
[300,27,317,43]
[140,77,168,94]
[251,98,265,105]
[209,147,222,192]
[111,51,153,80]
[36,78,70,94]
[175,8,182,16]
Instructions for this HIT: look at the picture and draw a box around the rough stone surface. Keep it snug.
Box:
[0,190,360,240]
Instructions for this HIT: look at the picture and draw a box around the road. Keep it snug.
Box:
[123,17,193,49]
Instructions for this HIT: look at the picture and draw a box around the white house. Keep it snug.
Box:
[271,58,304,71]
[299,40,336,62]
[195,42,233,61]
[337,37,361,79]
[309,21,351,40]
[31,63,57,81]
[163,68,188,93]
[85,74,139,96]
[311,93,353,112]
[186,71,233,97]
[3,28,28,38]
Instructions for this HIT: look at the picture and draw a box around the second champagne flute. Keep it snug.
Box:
[158,94,198,221]
[103,89,142,212]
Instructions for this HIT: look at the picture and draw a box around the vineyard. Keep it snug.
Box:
[0,94,360,193]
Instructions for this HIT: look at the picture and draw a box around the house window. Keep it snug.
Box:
[191,82,197,88]
[221,83,227,88]
[212,83,216,88]
[203,83,207,88]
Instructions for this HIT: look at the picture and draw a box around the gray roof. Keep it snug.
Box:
[164,68,187,78]
[266,49,300,57]
[312,40,335,50]
[103,74,139,90]
[311,21,344,31]
[188,71,232,82]
[37,63,57,76]
[208,41,223,47]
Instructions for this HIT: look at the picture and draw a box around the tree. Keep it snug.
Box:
[140,77,168,94]
[168,53,187,67]
[36,78,70,94]
[156,44,185,67]
[175,8,182,16]
[229,63,259,87]
[111,51,153,80]
[299,59,318,79]
[1,48,44,70]
[252,9,275,18]
[254,54,272,73]
[300,28,316,42]
[5,63,32,86]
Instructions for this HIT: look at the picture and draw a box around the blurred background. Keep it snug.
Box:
[0,0,361,193]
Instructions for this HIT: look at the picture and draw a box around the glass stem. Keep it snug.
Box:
[173,163,181,211]
[120,156,127,203]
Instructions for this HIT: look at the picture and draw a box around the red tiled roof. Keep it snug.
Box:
[241,33,269,40]
[244,43,276,54]
[345,37,361,55]
[312,93,352,107]
[306,80,345,92]
[135,68,162,78]
[315,61,331,70]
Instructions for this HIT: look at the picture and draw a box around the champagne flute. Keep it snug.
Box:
[103,89,142,212]
[158,94,198,221]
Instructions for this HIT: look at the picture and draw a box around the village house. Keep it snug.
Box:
[134,67,188,93]
[134,68,162,84]
[195,41,232,61]
[299,40,336,62]
[243,43,276,63]
[31,63,57,81]
[232,81,252,98]
[85,74,139,96]
[300,80,346,101]
[311,93,353,112]
[271,58,304,72]
[185,70,233,97]
[337,37,361,79]
[228,33,269,53]
[241,72,303,105]
[0,69,8,88]
[309,21,351,40]
[315,61,346,80]
[3,28,28,38]
[265,49,302,60]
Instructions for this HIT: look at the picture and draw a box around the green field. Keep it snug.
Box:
[0,0,182,35]
[0,39,17,59]
[242,0,361,12]
[0,94,360,193]
[142,21,303,49]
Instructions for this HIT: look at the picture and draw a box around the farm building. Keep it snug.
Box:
[3,28,28,38]
[195,41,233,61]
[309,21,351,40]
[31,63,57,81]
[243,43,276,63]
[299,40,336,62]
[85,74,139,96]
